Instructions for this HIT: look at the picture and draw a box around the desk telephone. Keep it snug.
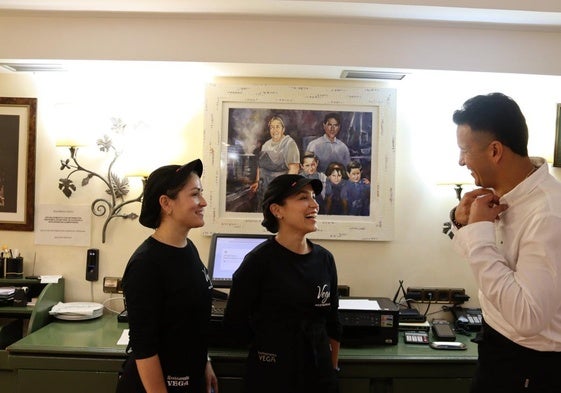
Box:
[452,307,482,332]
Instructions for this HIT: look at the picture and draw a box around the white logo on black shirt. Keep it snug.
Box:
[203,267,213,289]
[316,284,331,306]
[258,351,277,363]
[167,375,189,387]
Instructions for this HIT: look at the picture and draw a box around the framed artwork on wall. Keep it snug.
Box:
[554,103,561,168]
[0,97,37,231]
[202,83,396,241]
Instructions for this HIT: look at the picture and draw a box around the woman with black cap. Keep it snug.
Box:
[116,159,218,393]
[224,174,342,393]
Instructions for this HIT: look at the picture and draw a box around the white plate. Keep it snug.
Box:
[54,312,102,321]
[50,302,104,320]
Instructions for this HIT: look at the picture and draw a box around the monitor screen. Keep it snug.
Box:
[207,233,269,288]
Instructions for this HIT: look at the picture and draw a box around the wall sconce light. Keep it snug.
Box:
[57,133,146,243]
[451,183,464,201]
[440,182,471,239]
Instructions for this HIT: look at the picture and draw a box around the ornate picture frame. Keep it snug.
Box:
[202,84,396,241]
[0,97,37,231]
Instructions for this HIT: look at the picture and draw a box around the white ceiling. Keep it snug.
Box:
[1,0,561,26]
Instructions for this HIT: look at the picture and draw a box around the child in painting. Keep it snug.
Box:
[346,160,370,216]
[324,162,349,215]
[300,151,327,213]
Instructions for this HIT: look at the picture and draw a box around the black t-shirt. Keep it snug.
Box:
[224,237,342,393]
[118,237,212,393]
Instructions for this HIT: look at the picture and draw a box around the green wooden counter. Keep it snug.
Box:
[7,314,126,393]
[7,314,477,393]
[1,278,65,392]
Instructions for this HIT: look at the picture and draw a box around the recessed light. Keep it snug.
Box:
[0,63,66,72]
[341,70,406,80]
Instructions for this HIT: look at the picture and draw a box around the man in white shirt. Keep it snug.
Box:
[450,92,561,393]
[306,113,350,173]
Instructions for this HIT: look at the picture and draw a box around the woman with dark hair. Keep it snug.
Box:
[224,174,342,393]
[117,159,218,393]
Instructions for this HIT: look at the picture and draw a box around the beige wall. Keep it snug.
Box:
[2,13,561,76]
[2,69,561,315]
[2,12,561,315]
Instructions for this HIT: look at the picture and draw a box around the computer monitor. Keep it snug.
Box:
[207,233,269,288]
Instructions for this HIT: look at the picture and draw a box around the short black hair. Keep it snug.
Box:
[301,151,319,165]
[324,162,348,179]
[347,160,362,172]
[452,92,528,156]
[323,112,341,125]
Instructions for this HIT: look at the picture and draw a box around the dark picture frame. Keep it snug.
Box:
[0,97,37,231]
[554,104,561,168]
[203,84,396,241]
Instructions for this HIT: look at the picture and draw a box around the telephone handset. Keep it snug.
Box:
[452,307,483,332]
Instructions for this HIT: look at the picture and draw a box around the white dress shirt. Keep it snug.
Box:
[454,157,561,351]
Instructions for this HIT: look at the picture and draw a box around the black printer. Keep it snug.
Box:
[339,297,399,345]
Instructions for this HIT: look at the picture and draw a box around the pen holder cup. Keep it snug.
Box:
[13,288,28,307]
[5,257,23,279]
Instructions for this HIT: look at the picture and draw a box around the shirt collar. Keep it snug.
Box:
[501,157,548,204]
[322,134,339,143]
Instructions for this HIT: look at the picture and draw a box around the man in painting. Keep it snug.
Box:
[306,113,351,173]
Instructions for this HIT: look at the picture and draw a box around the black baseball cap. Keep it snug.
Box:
[261,174,322,232]
[139,159,203,229]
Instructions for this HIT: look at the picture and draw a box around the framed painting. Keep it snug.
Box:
[0,97,37,231]
[202,84,396,241]
[554,103,561,168]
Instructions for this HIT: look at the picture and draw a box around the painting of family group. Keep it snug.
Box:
[225,107,375,217]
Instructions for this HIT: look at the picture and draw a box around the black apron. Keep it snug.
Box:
[244,317,338,393]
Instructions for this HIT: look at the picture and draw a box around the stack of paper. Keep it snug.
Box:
[0,287,16,306]
[398,320,431,332]
[49,301,104,320]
